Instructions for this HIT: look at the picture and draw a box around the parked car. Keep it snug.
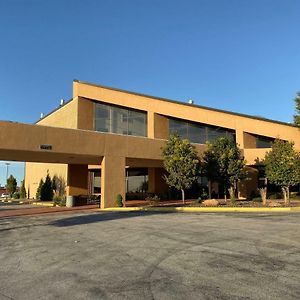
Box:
[0,193,10,198]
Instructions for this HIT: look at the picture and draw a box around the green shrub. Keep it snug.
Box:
[116,194,123,207]
[36,179,44,200]
[199,189,208,200]
[20,180,27,199]
[53,195,66,207]
[12,192,20,199]
[230,197,237,205]
[6,175,17,197]
[40,173,54,201]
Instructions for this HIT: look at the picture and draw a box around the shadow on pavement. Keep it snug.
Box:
[49,211,169,227]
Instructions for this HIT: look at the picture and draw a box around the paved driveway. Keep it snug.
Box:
[0,211,299,299]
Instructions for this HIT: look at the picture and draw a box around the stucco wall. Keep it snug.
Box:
[37,98,79,129]
[26,97,79,197]
[25,162,67,199]
[73,80,300,149]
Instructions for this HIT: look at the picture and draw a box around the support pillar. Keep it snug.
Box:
[148,167,168,195]
[101,156,125,208]
[235,129,245,148]
[148,168,156,193]
[147,112,169,139]
[66,164,88,196]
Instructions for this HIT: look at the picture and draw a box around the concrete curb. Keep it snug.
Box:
[99,206,300,213]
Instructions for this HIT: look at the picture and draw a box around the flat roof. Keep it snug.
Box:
[35,97,73,124]
[37,79,295,128]
[74,79,295,128]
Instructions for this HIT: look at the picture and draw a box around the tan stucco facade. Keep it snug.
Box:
[1,80,300,208]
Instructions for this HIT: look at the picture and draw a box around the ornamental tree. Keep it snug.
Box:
[202,137,246,200]
[264,139,300,205]
[293,91,300,127]
[20,180,27,199]
[162,134,200,203]
[36,179,44,200]
[40,173,54,201]
[6,175,17,197]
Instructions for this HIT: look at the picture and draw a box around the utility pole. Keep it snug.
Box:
[5,162,10,196]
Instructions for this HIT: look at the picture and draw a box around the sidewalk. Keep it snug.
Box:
[0,204,99,218]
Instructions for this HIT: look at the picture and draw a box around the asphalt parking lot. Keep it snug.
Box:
[0,211,300,300]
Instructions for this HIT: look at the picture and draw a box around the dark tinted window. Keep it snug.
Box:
[256,135,274,148]
[95,103,147,137]
[169,117,235,144]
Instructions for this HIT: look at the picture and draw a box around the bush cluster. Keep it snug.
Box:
[116,194,123,207]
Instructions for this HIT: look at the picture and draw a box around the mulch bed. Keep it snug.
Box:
[125,199,300,208]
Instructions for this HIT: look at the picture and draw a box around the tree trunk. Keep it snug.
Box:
[229,186,235,201]
[224,185,227,201]
[181,189,185,205]
[259,187,267,206]
[208,181,212,199]
[282,186,290,206]
[283,186,290,206]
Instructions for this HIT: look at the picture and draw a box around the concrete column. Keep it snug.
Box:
[238,166,259,199]
[147,112,155,138]
[148,112,169,139]
[101,156,125,208]
[235,129,244,148]
[148,168,156,193]
[147,167,168,195]
[66,164,88,196]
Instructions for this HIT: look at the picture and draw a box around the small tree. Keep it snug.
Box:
[20,180,27,199]
[52,175,66,197]
[6,175,17,197]
[36,179,44,200]
[116,194,123,207]
[203,137,246,201]
[293,91,300,127]
[264,139,300,205]
[162,134,200,203]
[40,173,54,201]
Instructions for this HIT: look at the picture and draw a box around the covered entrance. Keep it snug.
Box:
[0,120,166,208]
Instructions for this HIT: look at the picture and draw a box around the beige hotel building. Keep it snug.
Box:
[0,80,299,208]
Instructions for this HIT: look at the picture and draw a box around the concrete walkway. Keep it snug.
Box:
[0,204,99,218]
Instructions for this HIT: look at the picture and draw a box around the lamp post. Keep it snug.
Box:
[5,163,10,197]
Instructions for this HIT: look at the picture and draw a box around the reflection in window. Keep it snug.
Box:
[126,168,148,193]
[256,135,274,148]
[169,118,235,144]
[88,170,101,194]
[95,102,147,137]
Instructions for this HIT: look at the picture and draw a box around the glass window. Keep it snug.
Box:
[188,123,206,144]
[256,135,274,148]
[89,170,101,194]
[126,168,148,193]
[169,119,188,139]
[169,117,235,144]
[111,106,128,135]
[128,110,147,137]
[95,103,110,132]
[95,102,147,137]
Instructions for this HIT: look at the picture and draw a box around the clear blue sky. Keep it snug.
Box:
[0,0,299,186]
